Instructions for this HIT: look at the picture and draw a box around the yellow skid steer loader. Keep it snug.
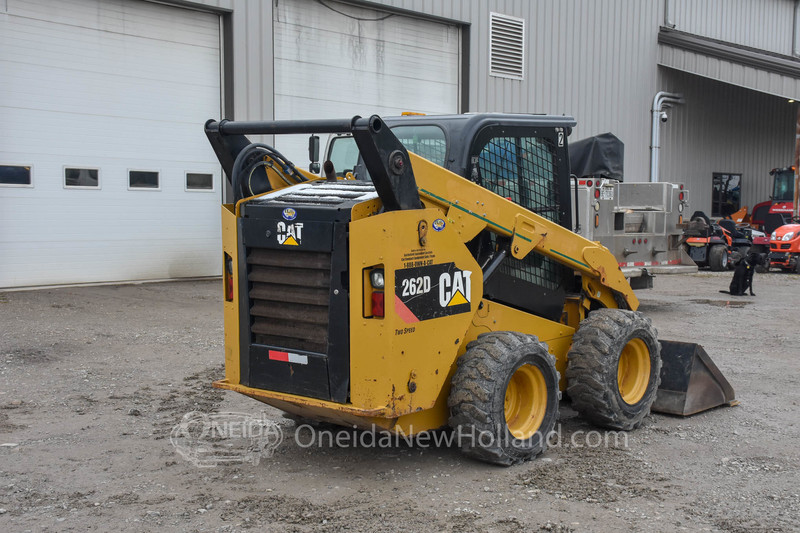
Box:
[205,114,735,465]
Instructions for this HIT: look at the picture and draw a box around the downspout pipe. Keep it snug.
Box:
[650,91,684,183]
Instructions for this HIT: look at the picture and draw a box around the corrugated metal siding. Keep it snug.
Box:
[659,43,800,100]
[372,0,663,179]
[175,0,799,203]
[669,0,796,56]
[658,68,795,214]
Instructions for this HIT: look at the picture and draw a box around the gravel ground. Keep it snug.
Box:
[1,271,799,532]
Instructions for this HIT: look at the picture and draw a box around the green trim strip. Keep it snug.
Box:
[549,248,590,269]
[419,187,531,242]
[420,187,591,269]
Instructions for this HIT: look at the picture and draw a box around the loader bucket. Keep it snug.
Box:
[652,340,737,416]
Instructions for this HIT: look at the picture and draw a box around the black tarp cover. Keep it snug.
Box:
[568,132,624,181]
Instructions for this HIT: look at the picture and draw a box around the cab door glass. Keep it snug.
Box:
[327,136,360,177]
[477,136,559,222]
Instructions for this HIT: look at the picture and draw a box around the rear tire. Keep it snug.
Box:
[448,332,560,466]
[709,245,728,271]
[566,309,661,431]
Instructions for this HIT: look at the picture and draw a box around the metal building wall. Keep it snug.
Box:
[174,0,798,213]
[368,0,664,179]
[178,0,275,123]
[668,0,797,56]
[658,68,796,214]
[175,0,666,179]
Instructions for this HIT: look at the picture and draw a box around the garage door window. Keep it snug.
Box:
[0,165,32,187]
[129,170,160,190]
[64,168,99,188]
[186,172,214,191]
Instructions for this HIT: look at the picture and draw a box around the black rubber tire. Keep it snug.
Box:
[566,309,661,431]
[448,332,560,466]
[709,245,728,271]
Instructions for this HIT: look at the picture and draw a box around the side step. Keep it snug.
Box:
[652,340,737,416]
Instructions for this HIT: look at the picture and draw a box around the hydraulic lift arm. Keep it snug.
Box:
[205,114,637,310]
[407,153,639,311]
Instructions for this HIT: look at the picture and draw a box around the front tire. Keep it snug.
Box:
[566,309,661,431]
[709,245,728,271]
[448,332,560,466]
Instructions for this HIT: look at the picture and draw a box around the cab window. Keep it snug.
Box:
[390,125,447,166]
[327,135,360,176]
[477,136,558,222]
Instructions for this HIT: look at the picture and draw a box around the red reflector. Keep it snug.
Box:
[644,238,648,244]
[632,239,636,244]
[638,238,642,244]
[594,189,600,199]
[371,291,385,317]
[586,180,593,187]
[680,184,684,190]
[679,192,685,201]
[226,276,234,302]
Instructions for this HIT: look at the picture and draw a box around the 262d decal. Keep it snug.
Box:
[394,263,472,323]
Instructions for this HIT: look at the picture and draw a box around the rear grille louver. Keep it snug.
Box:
[247,248,331,354]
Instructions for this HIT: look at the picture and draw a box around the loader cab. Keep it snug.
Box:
[771,167,795,203]
[326,114,573,228]
[326,114,576,321]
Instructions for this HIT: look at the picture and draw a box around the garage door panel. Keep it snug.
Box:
[2,66,219,124]
[3,17,219,97]
[274,0,459,165]
[8,0,220,48]
[278,0,456,51]
[0,108,215,168]
[0,0,221,288]
[275,62,458,111]
[273,26,458,84]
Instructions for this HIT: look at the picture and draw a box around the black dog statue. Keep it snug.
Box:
[719,253,764,296]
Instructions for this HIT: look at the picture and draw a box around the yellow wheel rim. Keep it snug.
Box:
[617,338,651,405]
[504,364,548,439]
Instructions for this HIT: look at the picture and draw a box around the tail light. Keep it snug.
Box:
[366,267,385,318]
[371,291,385,317]
[224,253,234,302]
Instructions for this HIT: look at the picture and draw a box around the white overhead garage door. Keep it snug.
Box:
[273,0,460,165]
[0,0,221,288]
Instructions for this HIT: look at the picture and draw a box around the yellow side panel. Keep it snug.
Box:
[468,300,576,391]
[348,208,483,416]
[221,204,241,385]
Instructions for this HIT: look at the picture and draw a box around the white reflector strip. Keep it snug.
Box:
[268,350,309,365]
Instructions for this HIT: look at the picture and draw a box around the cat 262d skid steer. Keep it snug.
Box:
[205,113,735,465]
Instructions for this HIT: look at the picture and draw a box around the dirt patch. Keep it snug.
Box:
[689,298,753,307]
[0,274,798,532]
